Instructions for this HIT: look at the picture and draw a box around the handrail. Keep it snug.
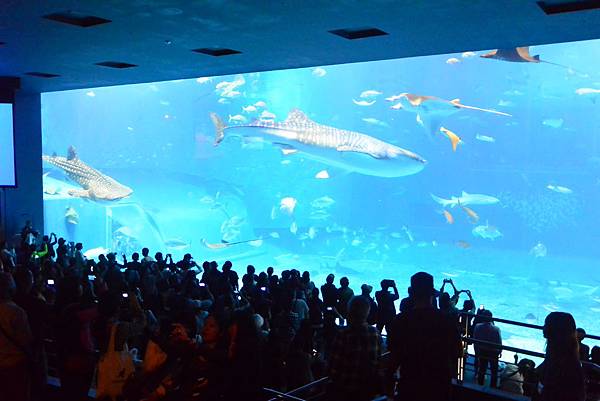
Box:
[464,336,546,359]
[459,312,600,341]
[263,387,307,401]
[284,376,329,396]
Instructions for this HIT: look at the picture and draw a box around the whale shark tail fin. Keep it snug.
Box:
[210,113,226,146]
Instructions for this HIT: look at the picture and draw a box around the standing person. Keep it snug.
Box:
[360,284,378,326]
[537,312,585,401]
[387,272,461,401]
[472,309,502,387]
[0,241,17,271]
[576,328,590,361]
[336,277,354,325]
[375,279,399,334]
[321,274,337,309]
[0,272,33,401]
[328,296,382,401]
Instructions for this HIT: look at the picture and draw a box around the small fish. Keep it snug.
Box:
[196,77,212,84]
[290,221,298,234]
[215,81,231,90]
[352,99,376,106]
[307,227,317,239]
[472,223,503,240]
[456,241,471,249]
[446,57,461,64]
[164,238,190,250]
[402,226,414,242]
[163,114,171,119]
[390,103,403,110]
[248,239,263,247]
[575,87,600,95]
[254,101,267,108]
[443,210,454,224]
[459,203,480,223]
[315,170,330,179]
[312,67,327,77]
[269,232,280,239]
[311,195,335,209]
[475,134,495,143]
[270,206,277,220]
[228,114,247,123]
[242,105,257,113]
[360,90,382,98]
[65,206,79,225]
[217,98,230,104]
[439,127,463,152]
[529,242,547,258]
[546,185,572,194]
[390,232,402,239]
[280,197,297,215]
[159,100,170,106]
[86,91,96,97]
[362,117,389,127]
[221,90,241,98]
[385,94,403,102]
[127,126,134,131]
[542,118,564,129]
[498,100,515,107]
[442,272,459,277]
[461,51,477,58]
[260,110,276,119]
[503,89,524,96]
[351,238,362,246]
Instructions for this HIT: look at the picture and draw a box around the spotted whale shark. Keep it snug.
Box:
[42,146,132,201]
[210,109,426,178]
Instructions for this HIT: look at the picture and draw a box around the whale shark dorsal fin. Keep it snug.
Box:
[451,98,461,104]
[67,146,78,161]
[285,109,311,124]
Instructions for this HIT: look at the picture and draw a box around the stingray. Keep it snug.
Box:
[393,93,511,137]
[481,47,581,73]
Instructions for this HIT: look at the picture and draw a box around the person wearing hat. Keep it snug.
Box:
[360,284,378,326]
[387,272,461,401]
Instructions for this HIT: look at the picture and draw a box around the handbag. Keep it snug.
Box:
[143,339,168,373]
[96,324,135,400]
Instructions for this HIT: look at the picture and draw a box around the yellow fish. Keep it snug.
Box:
[443,210,454,224]
[440,127,463,152]
[459,203,479,224]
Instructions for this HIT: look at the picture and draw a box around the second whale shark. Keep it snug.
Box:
[210,109,426,178]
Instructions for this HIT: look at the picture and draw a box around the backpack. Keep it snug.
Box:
[96,324,135,400]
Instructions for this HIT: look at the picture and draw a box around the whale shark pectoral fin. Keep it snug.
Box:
[68,188,92,199]
[272,142,298,155]
[336,145,382,159]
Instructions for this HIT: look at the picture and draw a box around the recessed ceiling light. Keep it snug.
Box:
[329,27,388,40]
[43,11,111,27]
[192,47,242,57]
[537,1,600,14]
[25,72,60,78]
[95,61,138,69]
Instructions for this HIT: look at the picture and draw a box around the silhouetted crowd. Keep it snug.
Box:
[1,226,599,401]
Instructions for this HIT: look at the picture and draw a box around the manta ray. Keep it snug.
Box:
[42,146,133,201]
[391,93,511,136]
[210,109,426,178]
[481,47,580,72]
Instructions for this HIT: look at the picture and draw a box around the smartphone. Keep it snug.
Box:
[47,279,55,285]
[90,266,94,272]
[120,268,126,273]
[326,306,333,311]
[479,304,485,310]
[88,275,95,281]
[260,286,267,291]
[122,293,129,298]
[199,283,206,287]
[237,295,242,301]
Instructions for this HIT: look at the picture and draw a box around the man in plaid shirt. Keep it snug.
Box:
[327,295,382,400]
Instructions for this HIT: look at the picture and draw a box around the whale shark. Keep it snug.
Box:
[42,146,133,201]
[210,109,426,178]
[431,191,499,208]
[391,93,511,136]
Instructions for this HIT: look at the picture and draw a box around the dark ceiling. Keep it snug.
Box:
[1,0,600,93]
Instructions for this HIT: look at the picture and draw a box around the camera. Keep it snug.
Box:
[47,279,55,285]
[260,286,267,291]
[122,293,129,298]
[326,306,333,311]
[382,279,395,288]
[88,275,95,281]
[199,282,206,287]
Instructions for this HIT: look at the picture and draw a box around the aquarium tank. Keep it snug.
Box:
[42,39,600,356]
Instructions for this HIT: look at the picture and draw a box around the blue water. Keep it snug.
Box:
[42,39,600,356]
